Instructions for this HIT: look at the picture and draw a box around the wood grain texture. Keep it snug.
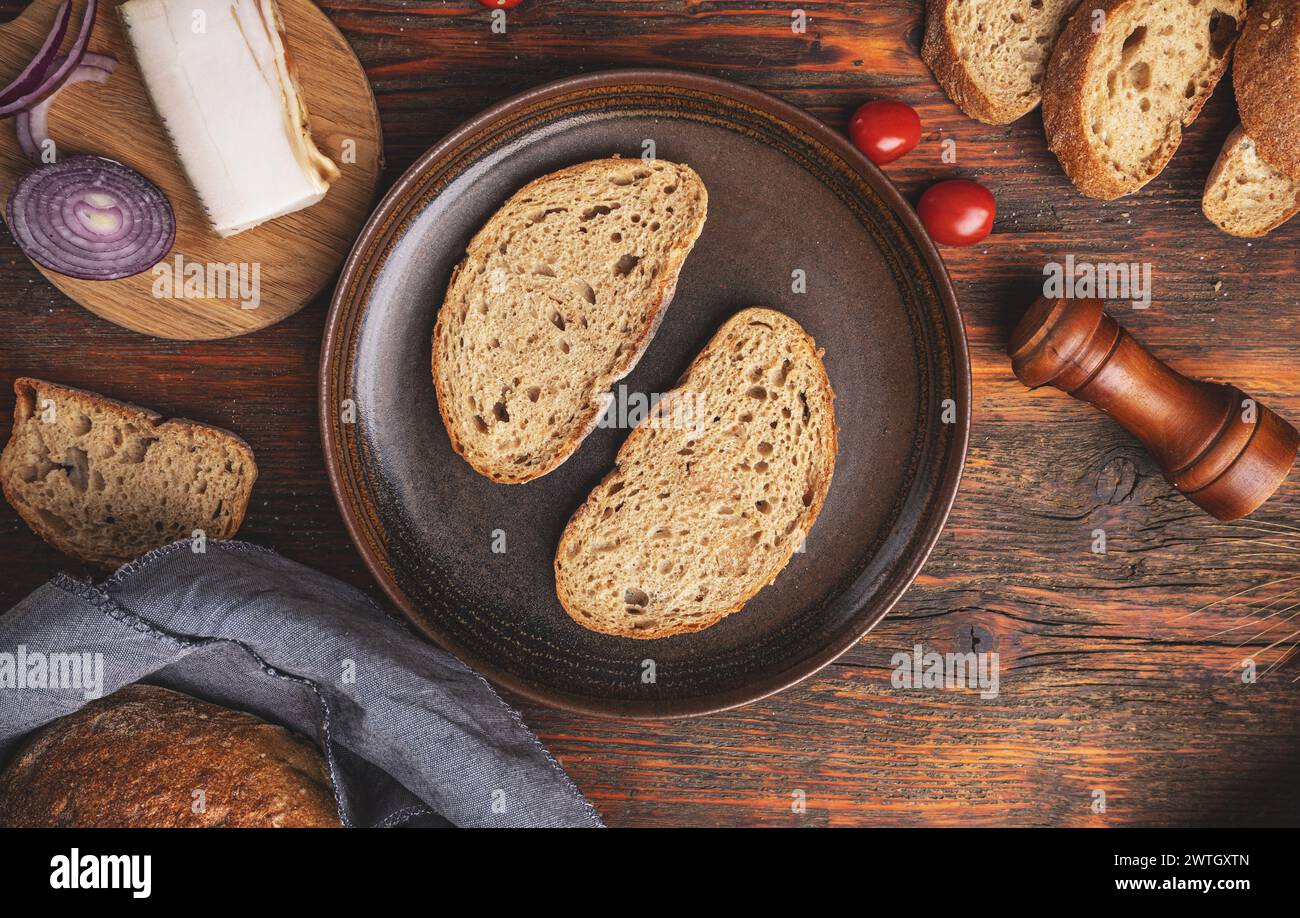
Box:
[0,0,383,339]
[1,0,1299,826]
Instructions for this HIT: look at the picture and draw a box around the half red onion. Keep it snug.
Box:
[0,0,98,118]
[6,155,176,280]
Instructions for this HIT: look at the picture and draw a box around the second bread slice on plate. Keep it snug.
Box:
[555,309,837,639]
[433,157,708,484]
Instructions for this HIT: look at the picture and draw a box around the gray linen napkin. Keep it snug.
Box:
[0,540,601,828]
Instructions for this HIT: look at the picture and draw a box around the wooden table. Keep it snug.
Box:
[2,0,1298,827]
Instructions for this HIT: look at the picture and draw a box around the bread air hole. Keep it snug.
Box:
[613,254,640,276]
[580,203,618,220]
[623,587,649,610]
[1121,25,1147,56]
[122,437,157,464]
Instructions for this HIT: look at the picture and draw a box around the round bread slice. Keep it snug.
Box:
[923,0,1082,125]
[1233,0,1300,182]
[1203,125,1300,238]
[0,685,340,828]
[554,308,837,639]
[433,157,708,484]
[1042,0,1244,199]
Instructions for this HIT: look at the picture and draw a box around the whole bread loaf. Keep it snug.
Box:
[1202,125,1300,238]
[433,157,708,484]
[0,378,256,569]
[923,0,1081,124]
[555,308,836,639]
[1233,0,1300,182]
[0,684,340,828]
[1042,0,1244,199]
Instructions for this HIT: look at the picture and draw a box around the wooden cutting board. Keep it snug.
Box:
[0,0,382,339]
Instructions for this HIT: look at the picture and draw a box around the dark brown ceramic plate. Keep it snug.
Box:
[321,70,970,718]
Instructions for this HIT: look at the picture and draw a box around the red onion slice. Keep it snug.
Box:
[0,0,72,108]
[14,54,115,163]
[0,0,98,117]
[6,155,175,281]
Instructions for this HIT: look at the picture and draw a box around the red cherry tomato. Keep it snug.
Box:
[478,0,523,7]
[848,100,921,165]
[917,179,996,247]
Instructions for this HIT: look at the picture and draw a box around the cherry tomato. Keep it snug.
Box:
[917,179,996,247]
[478,0,523,7]
[848,100,922,165]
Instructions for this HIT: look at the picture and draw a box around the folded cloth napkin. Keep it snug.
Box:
[0,540,601,828]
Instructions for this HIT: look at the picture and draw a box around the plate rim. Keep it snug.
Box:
[319,68,971,719]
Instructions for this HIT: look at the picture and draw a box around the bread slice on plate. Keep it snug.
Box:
[1203,125,1300,238]
[1042,0,1244,199]
[923,0,1082,124]
[0,378,256,569]
[554,308,837,640]
[1233,0,1300,182]
[433,157,708,484]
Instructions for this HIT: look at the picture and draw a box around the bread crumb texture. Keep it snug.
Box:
[555,308,837,639]
[1203,125,1300,237]
[0,378,256,568]
[1044,0,1244,198]
[924,0,1081,124]
[433,158,709,484]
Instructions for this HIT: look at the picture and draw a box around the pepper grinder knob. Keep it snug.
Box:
[1009,297,1298,521]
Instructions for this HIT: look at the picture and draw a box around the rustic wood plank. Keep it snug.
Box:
[1,0,1297,826]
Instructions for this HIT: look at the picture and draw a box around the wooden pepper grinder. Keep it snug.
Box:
[1009,297,1299,521]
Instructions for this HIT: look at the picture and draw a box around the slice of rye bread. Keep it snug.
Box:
[1234,0,1300,182]
[433,157,708,484]
[922,0,1082,125]
[1042,0,1244,199]
[1203,125,1300,237]
[554,308,837,640]
[0,378,256,569]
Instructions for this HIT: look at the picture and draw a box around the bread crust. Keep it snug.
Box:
[0,377,258,569]
[1234,0,1300,181]
[1043,0,1243,200]
[554,308,838,640]
[431,157,708,484]
[0,685,340,828]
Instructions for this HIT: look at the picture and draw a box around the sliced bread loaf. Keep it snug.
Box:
[923,0,1082,124]
[554,308,837,639]
[0,378,256,569]
[1042,0,1244,199]
[433,158,708,484]
[1233,0,1300,182]
[1203,125,1300,237]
